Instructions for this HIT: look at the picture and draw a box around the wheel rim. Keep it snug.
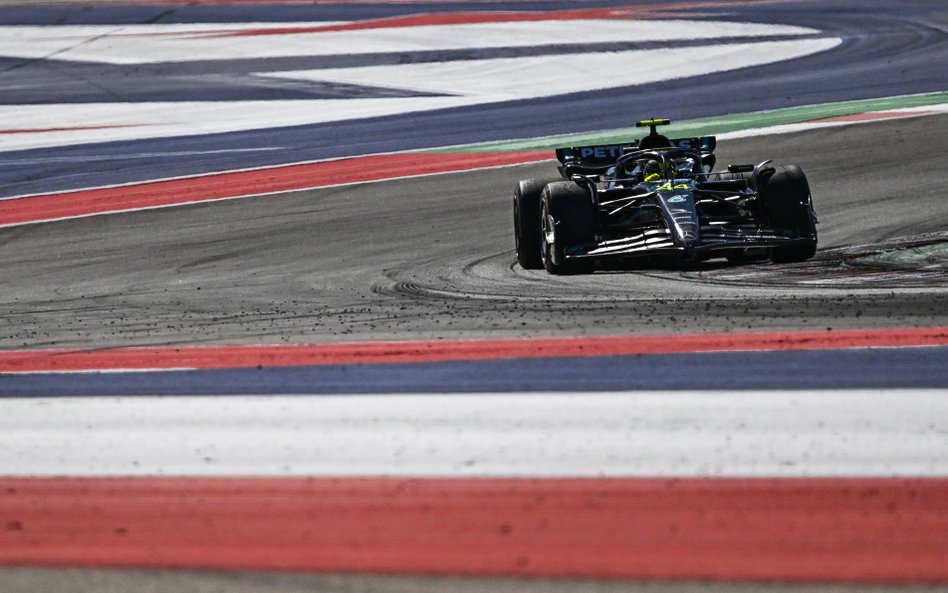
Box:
[513,200,521,256]
[540,204,555,267]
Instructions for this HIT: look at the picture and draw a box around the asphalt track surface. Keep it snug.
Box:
[1,1,946,591]
[2,569,948,593]
[3,570,947,593]
[1,114,945,350]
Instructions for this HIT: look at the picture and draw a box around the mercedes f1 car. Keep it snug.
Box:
[513,119,818,274]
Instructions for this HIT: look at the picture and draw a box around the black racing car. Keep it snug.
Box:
[513,119,818,274]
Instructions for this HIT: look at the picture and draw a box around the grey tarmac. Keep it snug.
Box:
[1,115,946,349]
[1,116,947,592]
[2,568,948,593]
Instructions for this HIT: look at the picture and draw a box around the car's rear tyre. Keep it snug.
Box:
[514,178,560,269]
[761,165,818,263]
[540,181,596,275]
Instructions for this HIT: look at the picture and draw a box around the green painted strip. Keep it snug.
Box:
[434,92,948,153]
[872,241,948,271]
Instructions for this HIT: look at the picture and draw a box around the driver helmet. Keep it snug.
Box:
[642,159,664,182]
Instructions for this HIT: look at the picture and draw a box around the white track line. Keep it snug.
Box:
[2,390,947,477]
[0,39,840,152]
[0,20,836,151]
[0,20,816,64]
[269,39,839,101]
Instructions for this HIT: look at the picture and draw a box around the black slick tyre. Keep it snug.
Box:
[540,181,596,275]
[761,165,818,263]
[514,178,559,269]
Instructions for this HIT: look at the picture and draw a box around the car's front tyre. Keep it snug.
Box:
[540,181,596,275]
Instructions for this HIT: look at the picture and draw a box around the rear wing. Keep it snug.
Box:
[555,136,717,165]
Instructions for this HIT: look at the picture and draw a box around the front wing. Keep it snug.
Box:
[565,225,810,260]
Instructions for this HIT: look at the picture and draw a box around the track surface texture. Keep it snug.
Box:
[3,569,947,593]
[1,115,945,349]
[0,569,948,593]
[1,0,947,590]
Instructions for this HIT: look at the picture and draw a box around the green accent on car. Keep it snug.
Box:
[431,92,948,154]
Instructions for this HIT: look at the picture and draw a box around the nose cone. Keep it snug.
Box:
[657,188,700,250]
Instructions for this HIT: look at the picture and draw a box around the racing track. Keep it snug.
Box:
[1,0,947,589]
[1,113,947,593]
[1,114,945,350]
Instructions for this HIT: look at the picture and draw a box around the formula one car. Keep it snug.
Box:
[513,119,818,274]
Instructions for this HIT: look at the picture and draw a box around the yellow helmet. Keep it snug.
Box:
[643,159,664,182]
